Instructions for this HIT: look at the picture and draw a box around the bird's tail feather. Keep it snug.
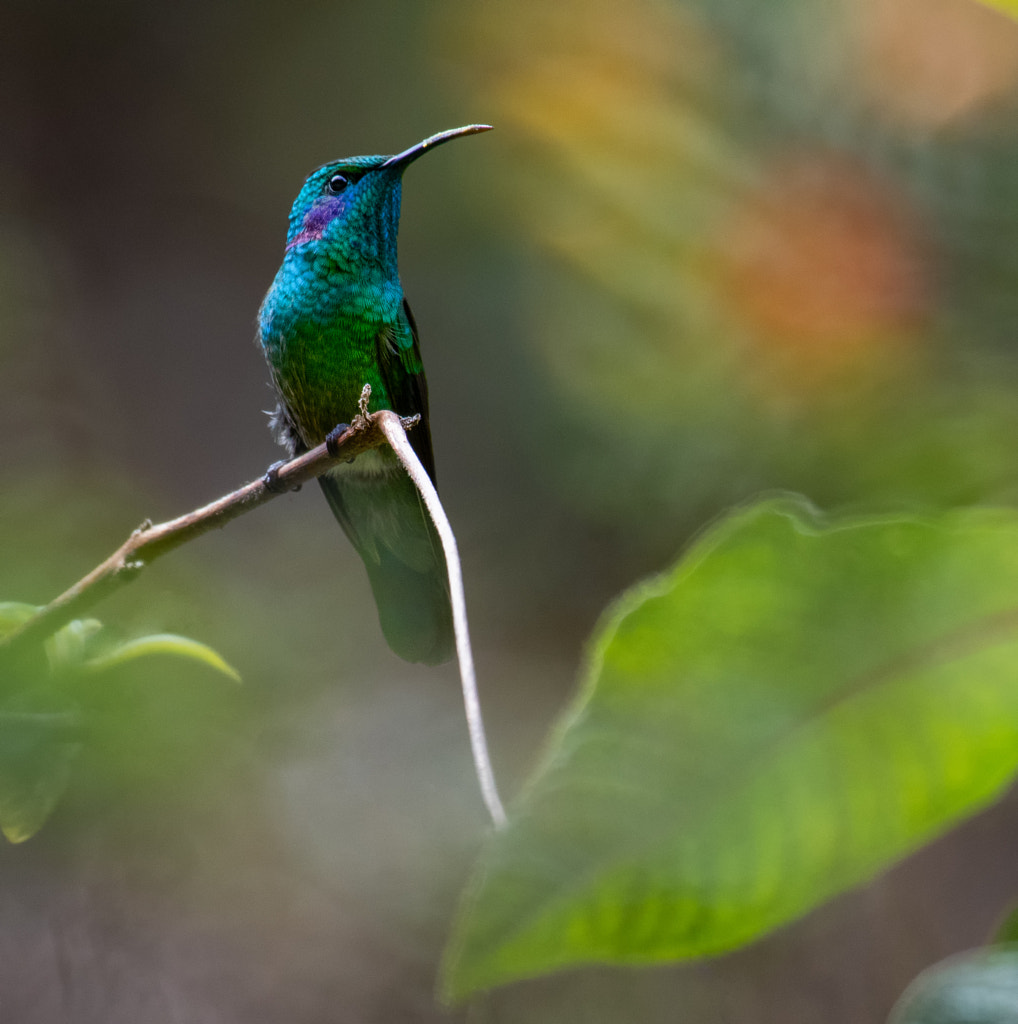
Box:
[318,469,454,666]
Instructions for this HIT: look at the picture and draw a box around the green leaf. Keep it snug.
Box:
[0,707,82,843]
[444,498,1018,999]
[84,633,241,684]
[888,949,1018,1024]
[45,617,103,670]
[0,602,40,637]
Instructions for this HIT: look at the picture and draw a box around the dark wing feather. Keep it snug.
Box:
[377,298,438,485]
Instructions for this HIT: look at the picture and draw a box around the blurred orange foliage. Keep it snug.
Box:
[718,154,930,378]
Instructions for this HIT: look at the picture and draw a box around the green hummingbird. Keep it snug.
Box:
[258,125,491,665]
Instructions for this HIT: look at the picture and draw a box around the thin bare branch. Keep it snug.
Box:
[0,413,389,657]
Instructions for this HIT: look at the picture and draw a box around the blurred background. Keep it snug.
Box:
[3,0,1018,1020]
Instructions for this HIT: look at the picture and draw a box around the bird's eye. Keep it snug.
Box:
[327,174,349,194]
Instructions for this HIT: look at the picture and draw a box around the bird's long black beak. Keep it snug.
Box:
[381,124,492,170]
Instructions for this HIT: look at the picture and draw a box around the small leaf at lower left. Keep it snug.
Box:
[0,708,82,843]
[84,633,241,683]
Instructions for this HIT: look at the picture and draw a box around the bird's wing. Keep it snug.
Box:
[377,297,437,484]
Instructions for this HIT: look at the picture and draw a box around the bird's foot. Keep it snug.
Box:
[262,460,298,493]
[325,423,353,460]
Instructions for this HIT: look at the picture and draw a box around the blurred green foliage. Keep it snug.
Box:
[0,602,238,843]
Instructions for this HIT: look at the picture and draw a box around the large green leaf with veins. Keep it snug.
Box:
[444,498,1018,998]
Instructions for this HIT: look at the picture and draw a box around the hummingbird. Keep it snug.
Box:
[258,125,491,665]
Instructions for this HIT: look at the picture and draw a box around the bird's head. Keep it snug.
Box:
[282,125,491,277]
